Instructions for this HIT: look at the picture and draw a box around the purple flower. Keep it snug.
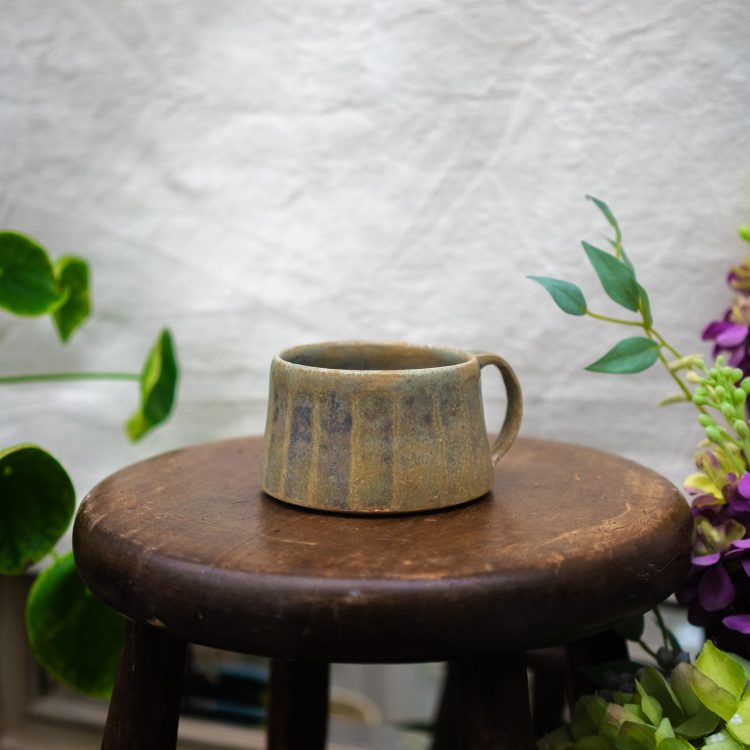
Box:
[724,614,750,634]
[724,473,750,517]
[678,539,750,613]
[703,315,750,368]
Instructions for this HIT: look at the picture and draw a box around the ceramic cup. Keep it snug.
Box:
[261,341,522,514]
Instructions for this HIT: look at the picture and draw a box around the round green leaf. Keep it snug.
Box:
[528,276,587,316]
[582,241,641,312]
[52,256,91,342]
[126,328,179,441]
[0,231,66,315]
[585,338,661,375]
[0,445,75,575]
[26,552,125,697]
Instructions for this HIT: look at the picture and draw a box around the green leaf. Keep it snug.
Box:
[606,240,635,273]
[635,681,663,726]
[725,688,750,744]
[571,695,609,740]
[587,195,622,245]
[690,668,740,722]
[0,445,75,575]
[126,328,179,441]
[673,705,720,738]
[582,242,641,312]
[640,667,684,725]
[670,664,703,717]
[586,337,661,374]
[577,738,615,750]
[25,552,125,697]
[52,256,90,342]
[0,231,66,315]
[638,285,653,327]
[528,276,587,316]
[613,615,645,642]
[739,226,750,244]
[701,731,743,749]
[538,726,576,750]
[654,717,674,742]
[655,740,695,750]
[619,245,635,273]
[694,641,746,716]
[616,721,656,750]
[602,705,629,741]
[727,652,750,683]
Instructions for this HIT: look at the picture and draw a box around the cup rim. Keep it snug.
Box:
[275,340,476,374]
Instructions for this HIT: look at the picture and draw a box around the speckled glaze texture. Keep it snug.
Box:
[262,341,522,513]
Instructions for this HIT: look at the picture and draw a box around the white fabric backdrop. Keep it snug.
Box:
[2,0,749,733]
[2,0,749,525]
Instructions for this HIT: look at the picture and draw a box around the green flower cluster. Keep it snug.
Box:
[693,359,750,474]
[539,642,750,750]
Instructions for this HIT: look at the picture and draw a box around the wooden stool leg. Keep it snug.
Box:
[431,654,533,750]
[102,620,186,750]
[267,659,329,750]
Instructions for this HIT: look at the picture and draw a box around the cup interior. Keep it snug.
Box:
[280,342,469,371]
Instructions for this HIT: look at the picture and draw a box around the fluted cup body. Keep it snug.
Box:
[262,341,521,514]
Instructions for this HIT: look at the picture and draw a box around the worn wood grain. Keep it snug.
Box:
[73,436,691,662]
[101,621,185,750]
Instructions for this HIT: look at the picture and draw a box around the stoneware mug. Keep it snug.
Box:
[261,341,523,514]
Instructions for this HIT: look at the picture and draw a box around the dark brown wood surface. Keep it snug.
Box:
[73,436,691,662]
[268,659,330,749]
[101,621,186,750]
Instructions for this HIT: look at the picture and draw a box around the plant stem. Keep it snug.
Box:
[638,639,659,661]
[657,352,696,405]
[649,329,682,360]
[588,306,708,417]
[585,311,644,327]
[0,372,140,385]
[653,606,682,651]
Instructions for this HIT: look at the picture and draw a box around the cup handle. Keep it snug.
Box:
[474,352,523,465]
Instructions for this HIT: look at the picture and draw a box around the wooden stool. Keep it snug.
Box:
[73,436,691,749]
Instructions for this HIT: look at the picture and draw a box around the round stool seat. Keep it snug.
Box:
[73,436,691,663]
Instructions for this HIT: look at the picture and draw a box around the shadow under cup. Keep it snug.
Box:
[261,341,522,514]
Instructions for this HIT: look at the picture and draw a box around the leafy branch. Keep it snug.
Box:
[529,196,700,406]
[0,230,180,696]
